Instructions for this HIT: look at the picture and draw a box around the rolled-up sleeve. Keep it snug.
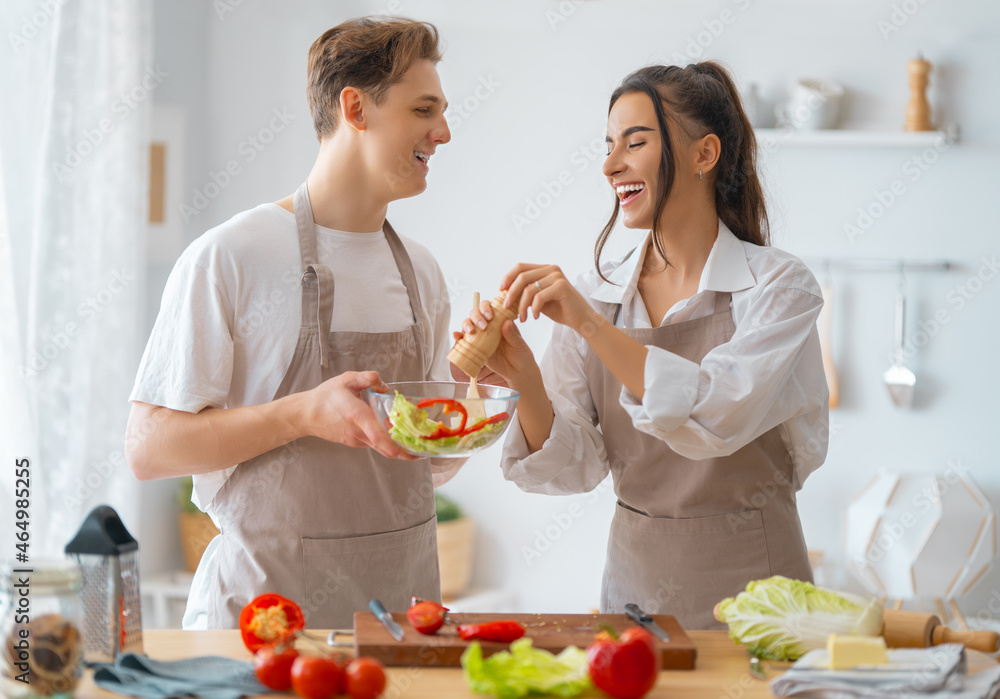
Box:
[621,283,827,461]
[130,252,235,414]
[501,323,610,495]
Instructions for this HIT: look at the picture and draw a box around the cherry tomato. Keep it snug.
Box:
[345,657,386,699]
[406,600,448,635]
[253,646,299,691]
[291,655,345,699]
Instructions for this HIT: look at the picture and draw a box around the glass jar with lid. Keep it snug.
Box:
[1,559,84,699]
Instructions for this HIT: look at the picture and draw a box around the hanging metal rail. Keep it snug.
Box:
[805,258,954,274]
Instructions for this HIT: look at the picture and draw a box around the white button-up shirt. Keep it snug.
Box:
[501,221,829,494]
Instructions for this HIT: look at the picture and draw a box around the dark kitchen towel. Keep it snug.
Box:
[91,653,271,699]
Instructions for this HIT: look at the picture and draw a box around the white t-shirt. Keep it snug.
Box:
[130,203,453,509]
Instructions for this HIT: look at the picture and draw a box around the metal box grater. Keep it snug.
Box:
[64,506,144,663]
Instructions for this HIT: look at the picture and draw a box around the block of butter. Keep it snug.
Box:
[827,634,889,669]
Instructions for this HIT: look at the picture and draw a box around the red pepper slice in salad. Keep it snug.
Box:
[457,412,510,437]
[239,593,306,653]
[415,398,468,439]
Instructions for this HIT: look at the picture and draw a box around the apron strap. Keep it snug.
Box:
[382,221,427,373]
[712,290,732,314]
[292,181,334,368]
[303,264,335,368]
[293,182,319,266]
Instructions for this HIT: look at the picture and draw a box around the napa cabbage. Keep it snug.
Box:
[716,576,884,661]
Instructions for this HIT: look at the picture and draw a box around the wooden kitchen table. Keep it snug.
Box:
[76,629,788,698]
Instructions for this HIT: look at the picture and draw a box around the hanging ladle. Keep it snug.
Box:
[883,263,915,408]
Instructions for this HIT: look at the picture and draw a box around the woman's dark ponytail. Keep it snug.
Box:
[595,61,769,282]
[694,62,769,249]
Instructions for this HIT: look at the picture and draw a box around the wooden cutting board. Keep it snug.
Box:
[351,612,697,668]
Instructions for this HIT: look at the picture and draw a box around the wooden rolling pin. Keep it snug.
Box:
[882,609,999,652]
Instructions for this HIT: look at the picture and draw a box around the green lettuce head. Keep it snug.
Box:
[716,576,884,661]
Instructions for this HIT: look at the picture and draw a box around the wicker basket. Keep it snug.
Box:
[437,517,475,600]
[178,512,220,573]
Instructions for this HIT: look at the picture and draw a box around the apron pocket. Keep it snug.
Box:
[602,503,772,630]
[300,516,440,629]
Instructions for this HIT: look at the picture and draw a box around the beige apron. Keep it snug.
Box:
[586,272,813,630]
[205,182,440,629]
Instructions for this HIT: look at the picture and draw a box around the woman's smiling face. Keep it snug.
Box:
[602,91,665,231]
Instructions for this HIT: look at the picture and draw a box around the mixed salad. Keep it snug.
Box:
[388,392,510,456]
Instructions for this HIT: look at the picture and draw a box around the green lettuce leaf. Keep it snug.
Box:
[716,575,884,661]
[461,639,591,699]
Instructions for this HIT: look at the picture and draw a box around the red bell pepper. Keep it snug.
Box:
[457,620,526,643]
[416,398,468,440]
[239,593,306,653]
[586,626,659,699]
[457,412,509,437]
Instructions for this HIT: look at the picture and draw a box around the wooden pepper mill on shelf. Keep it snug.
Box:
[905,53,934,132]
[448,290,518,378]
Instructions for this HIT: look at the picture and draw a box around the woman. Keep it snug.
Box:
[458,62,828,629]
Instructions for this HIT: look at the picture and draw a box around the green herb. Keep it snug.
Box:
[435,492,463,523]
[176,476,200,514]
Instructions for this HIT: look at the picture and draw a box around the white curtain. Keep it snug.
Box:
[0,0,152,554]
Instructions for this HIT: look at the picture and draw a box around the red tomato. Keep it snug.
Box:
[291,655,345,699]
[406,600,448,635]
[345,657,386,699]
[586,627,659,699]
[253,646,299,691]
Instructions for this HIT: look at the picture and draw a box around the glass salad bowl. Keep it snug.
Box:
[364,381,519,458]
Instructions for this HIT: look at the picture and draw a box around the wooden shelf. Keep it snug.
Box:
[754,126,959,149]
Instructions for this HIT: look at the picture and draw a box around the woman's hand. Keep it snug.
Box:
[501,263,603,338]
[452,298,537,386]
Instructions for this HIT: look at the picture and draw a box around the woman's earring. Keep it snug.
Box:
[699,169,703,181]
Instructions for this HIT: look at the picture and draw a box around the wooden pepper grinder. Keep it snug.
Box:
[448,290,518,378]
[905,53,934,132]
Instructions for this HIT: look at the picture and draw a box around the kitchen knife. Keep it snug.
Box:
[625,603,671,643]
[369,599,405,641]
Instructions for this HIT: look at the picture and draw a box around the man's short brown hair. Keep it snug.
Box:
[307,17,442,140]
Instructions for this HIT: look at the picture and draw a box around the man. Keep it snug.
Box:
[125,17,455,628]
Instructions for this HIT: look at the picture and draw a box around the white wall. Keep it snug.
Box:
[147,0,1000,616]
[136,0,212,584]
